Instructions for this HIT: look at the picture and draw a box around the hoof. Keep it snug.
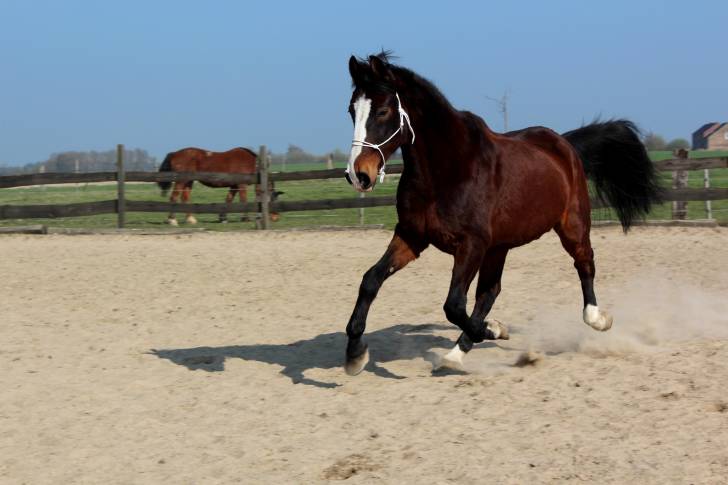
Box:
[167,218,179,226]
[344,347,369,376]
[436,345,465,372]
[185,215,198,225]
[487,319,509,340]
[584,305,613,332]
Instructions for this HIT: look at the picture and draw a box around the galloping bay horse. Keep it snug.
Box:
[342,53,661,375]
[157,147,282,225]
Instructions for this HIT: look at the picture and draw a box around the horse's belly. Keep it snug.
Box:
[490,175,569,245]
[199,181,232,189]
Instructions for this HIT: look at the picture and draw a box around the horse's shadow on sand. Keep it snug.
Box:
[151,323,497,389]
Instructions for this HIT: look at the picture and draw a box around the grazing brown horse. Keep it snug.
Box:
[342,53,662,375]
[157,147,282,225]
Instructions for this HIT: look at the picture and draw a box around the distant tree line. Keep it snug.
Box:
[269,144,349,165]
[643,133,690,152]
[0,148,157,176]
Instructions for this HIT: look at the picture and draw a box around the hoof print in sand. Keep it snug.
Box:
[322,453,379,480]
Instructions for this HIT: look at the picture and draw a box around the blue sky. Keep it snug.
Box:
[1,0,727,166]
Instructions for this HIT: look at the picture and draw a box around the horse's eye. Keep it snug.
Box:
[376,108,389,118]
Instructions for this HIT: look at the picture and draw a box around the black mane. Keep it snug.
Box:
[352,51,455,113]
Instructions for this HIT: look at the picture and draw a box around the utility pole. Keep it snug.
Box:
[485,90,509,132]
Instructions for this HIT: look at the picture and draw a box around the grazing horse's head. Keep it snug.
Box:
[346,53,414,192]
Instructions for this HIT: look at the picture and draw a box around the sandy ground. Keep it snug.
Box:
[1,226,727,484]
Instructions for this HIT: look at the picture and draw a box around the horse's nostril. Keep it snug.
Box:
[356,172,371,189]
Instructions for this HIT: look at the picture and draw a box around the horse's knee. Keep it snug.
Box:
[443,293,465,323]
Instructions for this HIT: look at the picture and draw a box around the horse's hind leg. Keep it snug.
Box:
[441,247,509,369]
[167,181,184,226]
[554,210,613,331]
[182,182,197,224]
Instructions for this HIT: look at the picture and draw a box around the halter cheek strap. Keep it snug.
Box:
[349,92,415,183]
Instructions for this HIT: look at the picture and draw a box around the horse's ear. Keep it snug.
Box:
[349,55,368,84]
[368,55,394,83]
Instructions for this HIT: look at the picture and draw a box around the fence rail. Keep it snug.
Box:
[0,166,405,189]
[1,147,727,227]
[2,157,724,190]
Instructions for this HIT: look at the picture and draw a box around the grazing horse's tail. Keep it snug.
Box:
[157,153,173,196]
[563,120,663,231]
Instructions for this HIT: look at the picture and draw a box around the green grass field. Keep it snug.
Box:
[1,154,726,230]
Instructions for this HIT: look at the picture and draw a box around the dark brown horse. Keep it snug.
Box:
[157,147,281,225]
[342,53,662,375]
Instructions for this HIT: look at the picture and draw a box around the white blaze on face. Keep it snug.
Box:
[348,95,372,187]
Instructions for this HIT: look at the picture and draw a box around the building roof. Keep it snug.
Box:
[693,122,719,138]
[706,123,728,138]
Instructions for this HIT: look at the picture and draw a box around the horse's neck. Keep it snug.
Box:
[400,93,471,191]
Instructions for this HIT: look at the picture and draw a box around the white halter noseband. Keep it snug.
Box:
[349,92,415,183]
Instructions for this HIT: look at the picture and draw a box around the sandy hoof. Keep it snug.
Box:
[583,305,613,332]
[167,217,179,226]
[185,215,198,225]
[344,348,369,376]
[487,319,509,340]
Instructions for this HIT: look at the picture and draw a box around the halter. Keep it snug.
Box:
[349,92,415,183]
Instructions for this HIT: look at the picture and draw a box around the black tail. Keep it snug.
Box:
[563,120,663,231]
[157,153,173,196]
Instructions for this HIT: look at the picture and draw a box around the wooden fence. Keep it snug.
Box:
[1,145,727,228]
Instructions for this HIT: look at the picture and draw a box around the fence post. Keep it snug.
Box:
[704,168,713,220]
[671,148,688,220]
[359,192,365,225]
[39,164,46,191]
[116,144,125,228]
[257,145,271,230]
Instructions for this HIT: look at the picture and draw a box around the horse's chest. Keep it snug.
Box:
[426,209,461,254]
[399,203,459,255]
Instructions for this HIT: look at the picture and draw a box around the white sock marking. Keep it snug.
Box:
[443,344,465,367]
[583,304,612,331]
[584,304,600,325]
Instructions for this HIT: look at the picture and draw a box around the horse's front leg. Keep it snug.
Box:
[220,187,237,223]
[442,247,510,369]
[442,238,499,344]
[345,234,421,376]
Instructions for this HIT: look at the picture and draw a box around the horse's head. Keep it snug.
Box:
[346,53,414,192]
